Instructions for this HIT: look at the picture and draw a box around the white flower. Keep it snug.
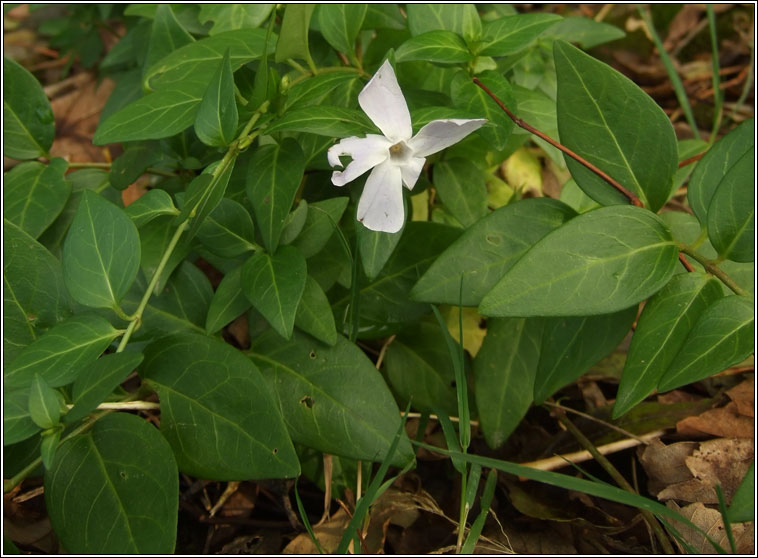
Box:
[327,60,487,233]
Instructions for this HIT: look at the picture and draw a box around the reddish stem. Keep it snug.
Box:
[472,77,644,208]
[678,151,706,168]
[678,253,696,272]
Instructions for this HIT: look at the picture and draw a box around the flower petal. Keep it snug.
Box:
[407,118,487,158]
[358,60,412,142]
[357,160,404,233]
[400,156,426,190]
[328,134,392,186]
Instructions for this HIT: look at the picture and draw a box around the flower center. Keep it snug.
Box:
[389,141,411,163]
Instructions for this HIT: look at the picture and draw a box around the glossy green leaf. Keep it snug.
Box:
[66,352,144,424]
[40,427,62,470]
[384,319,459,416]
[292,197,349,258]
[275,4,315,63]
[4,159,70,239]
[266,106,373,137]
[706,149,754,262]
[4,314,121,389]
[671,138,709,196]
[541,16,625,49]
[412,198,576,306]
[145,28,273,91]
[554,40,677,212]
[194,49,239,147]
[241,246,307,339]
[356,203,406,281]
[134,216,190,295]
[318,4,367,58]
[124,189,179,228]
[141,334,299,480]
[614,273,723,418]
[688,118,754,226]
[362,4,405,30]
[3,388,41,445]
[93,86,202,145]
[284,71,362,110]
[198,4,274,34]
[406,4,481,41]
[280,199,309,245]
[3,57,55,160]
[249,330,414,465]
[62,190,140,309]
[109,145,162,191]
[534,306,637,404]
[658,295,755,392]
[3,220,72,364]
[143,4,194,73]
[479,206,679,317]
[28,374,61,429]
[246,138,306,253]
[452,70,515,150]
[205,265,251,334]
[727,463,754,523]
[474,318,543,448]
[196,198,257,257]
[45,413,178,554]
[479,13,562,56]
[396,31,472,64]
[433,158,488,227]
[179,158,235,241]
[295,276,338,346]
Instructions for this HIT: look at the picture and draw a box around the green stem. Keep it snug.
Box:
[679,246,749,296]
[456,471,468,553]
[65,161,177,178]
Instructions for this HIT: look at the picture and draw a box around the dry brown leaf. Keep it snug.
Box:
[663,5,704,51]
[666,501,755,554]
[726,377,754,418]
[638,438,698,494]
[283,507,350,554]
[676,402,754,438]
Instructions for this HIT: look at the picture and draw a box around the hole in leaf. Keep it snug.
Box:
[485,233,502,246]
[272,448,278,454]
[309,350,317,360]
[300,395,314,408]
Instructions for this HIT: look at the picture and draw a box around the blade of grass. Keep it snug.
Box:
[411,440,728,554]
[461,468,498,554]
[433,407,465,474]
[294,480,326,554]
[715,484,737,554]
[638,5,699,136]
[706,4,723,141]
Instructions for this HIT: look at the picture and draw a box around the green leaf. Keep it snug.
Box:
[479,13,562,56]
[134,216,189,295]
[363,4,405,30]
[143,4,194,73]
[658,295,755,392]
[196,197,257,258]
[3,220,72,364]
[384,319,459,416]
[241,246,307,339]
[474,318,543,448]
[3,57,55,160]
[727,462,754,523]
[4,159,70,239]
[706,149,754,262]
[541,16,625,49]
[356,205,406,281]
[194,49,239,147]
[406,4,481,41]
[145,28,273,91]
[179,157,235,242]
[317,4,367,59]
[534,307,637,404]
[40,427,62,470]
[205,265,251,334]
[613,273,723,418]
[141,334,299,480]
[266,106,373,137]
[688,118,754,226]
[554,40,678,212]
[280,199,309,245]
[109,145,162,191]
[45,413,178,554]
[274,4,315,64]
[124,189,179,228]
[412,198,576,306]
[28,374,61,429]
[198,4,274,34]
[395,31,472,64]
[284,71,362,110]
[452,70,514,150]
[479,206,679,317]
[3,388,41,445]
[62,190,141,310]
[295,276,338,346]
[67,352,144,424]
[249,330,414,465]
[246,138,306,253]
[433,158,488,227]
[291,197,349,258]
[4,314,121,389]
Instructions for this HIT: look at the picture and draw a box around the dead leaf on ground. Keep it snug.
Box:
[726,377,754,418]
[638,438,698,495]
[666,501,755,554]
[676,401,754,438]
